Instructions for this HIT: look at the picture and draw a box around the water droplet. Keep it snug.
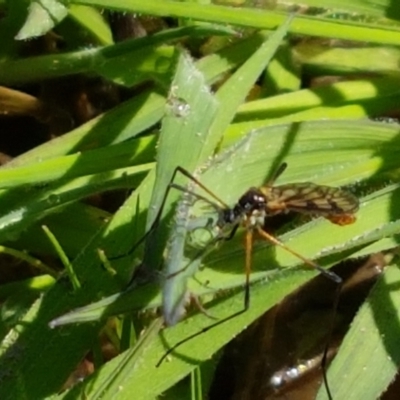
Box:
[167,96,191,118]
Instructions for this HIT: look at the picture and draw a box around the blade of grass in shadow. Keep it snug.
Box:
[0,275,56,300]
[295,43,400,77]
[4,90,164,165]
[0,246,56,278]
[235,77,400,122]
[42,225,81,290]
[68,5,113,45]
[293,0,397,18]
[224,76,400,145]
[316,261,400,400]
[12,202,110,258]
[0,142,153,189]
[81,318,164,399]
[0,25,233,85]
[0,163,153,242]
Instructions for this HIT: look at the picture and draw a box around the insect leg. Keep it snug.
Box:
[168,182,222,212]
[255,226,340,400]
[165,234,223,280]
[321,283,341,400]
[174,166,229,208]
[244,228,253,309]
[112,166,224,261]
[156,225,249,367]
[255,227,341,284]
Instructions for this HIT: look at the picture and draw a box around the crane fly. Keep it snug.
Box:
[162,162,358,295]
[155,163,358,400]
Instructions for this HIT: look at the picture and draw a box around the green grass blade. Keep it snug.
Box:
[317,262,400,400]
[81,318,163,399]
[15,0,68,40]
[0,25,231,85]
[0,163,152,242]
[77,0,400,45]
[202,17,293,157]
[42,225,81,290]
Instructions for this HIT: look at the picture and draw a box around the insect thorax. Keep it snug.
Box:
[238,188,267,213]
[230,188,268,227]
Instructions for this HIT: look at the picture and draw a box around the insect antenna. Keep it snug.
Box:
[266,162,288,185]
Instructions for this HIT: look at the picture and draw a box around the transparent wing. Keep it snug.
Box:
[270,183,359,216]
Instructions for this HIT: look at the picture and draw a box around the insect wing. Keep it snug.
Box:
[270,183,359,216]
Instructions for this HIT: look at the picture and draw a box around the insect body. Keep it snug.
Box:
[218,164,358,230]
[198,162,359,296]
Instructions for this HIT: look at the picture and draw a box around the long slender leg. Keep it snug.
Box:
[255,227,341,283]
[113,166,226,261]
[169,183,222,212]
[111,167,186,260]
[159,211,339,368]
[166,222,239,279]
[256,226,339,400]
[174,166,229,208]
[156,227,254,367]
[244,229,253,310]
[321,284,340,400]
[156,277,252,367]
